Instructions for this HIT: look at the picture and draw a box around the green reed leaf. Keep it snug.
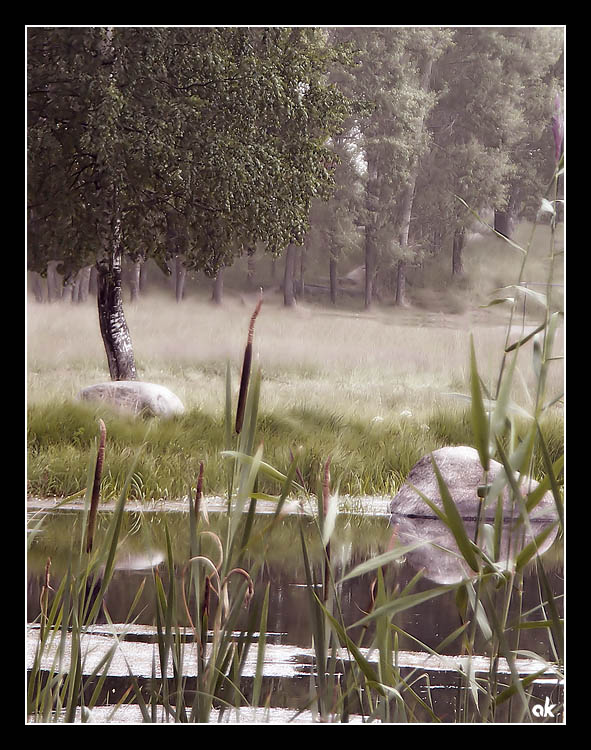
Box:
[351,581,463,629]
[470,335,490,472]
[431,455,480,573]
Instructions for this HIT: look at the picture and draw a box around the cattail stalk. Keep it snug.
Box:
[39,557,52,639]
[235,292,263,434]
[322,457,331,602]
[85,418,106,554]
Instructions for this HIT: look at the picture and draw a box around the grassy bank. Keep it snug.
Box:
[26,293,563,502]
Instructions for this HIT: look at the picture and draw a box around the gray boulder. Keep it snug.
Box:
[390,445,557,521]
[78,381,185,418]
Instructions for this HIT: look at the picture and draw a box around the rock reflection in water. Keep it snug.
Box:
[391,513,559,584]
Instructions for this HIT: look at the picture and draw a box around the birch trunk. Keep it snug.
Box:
[394,56,433,307]
[96,235,137,381]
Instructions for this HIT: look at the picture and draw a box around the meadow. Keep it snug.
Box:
[26,222,564,504]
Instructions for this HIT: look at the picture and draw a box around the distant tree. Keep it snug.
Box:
[489,28,564,233]
[331,28,453,308]
[414,26,564,277]
[304,129,364,304]
[28,27,352,378]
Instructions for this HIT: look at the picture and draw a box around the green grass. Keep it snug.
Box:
[26,219,563,502]
[26,377,563,504]
[27,249,563,503]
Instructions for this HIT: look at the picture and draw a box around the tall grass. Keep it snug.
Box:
[27,427,141,722]
[27,215,563,504]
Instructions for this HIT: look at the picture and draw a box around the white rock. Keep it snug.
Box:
[390,446,557,521]
[78,381,185,418]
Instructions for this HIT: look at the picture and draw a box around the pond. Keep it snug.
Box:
[26,499,564,724]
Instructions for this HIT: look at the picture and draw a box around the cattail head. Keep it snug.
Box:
[195,460,204,519]
[247,291,263,346]
[201,575,211,621]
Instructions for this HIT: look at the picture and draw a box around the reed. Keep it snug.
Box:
[122,298,291,723]
[27,420,141,722]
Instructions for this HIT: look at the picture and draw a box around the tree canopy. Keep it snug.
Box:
[27,27,354,280]
[28,26,564,305]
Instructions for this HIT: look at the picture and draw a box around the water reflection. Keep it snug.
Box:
[27,505,562,660]
[391,513,560,584]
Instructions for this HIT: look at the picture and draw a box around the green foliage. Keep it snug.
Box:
[27,27,354,279]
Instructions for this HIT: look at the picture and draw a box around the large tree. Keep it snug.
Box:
[27,27,352,379]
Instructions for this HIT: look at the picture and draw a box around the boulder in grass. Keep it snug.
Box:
[390,445,557,522]
[78,381,185,418]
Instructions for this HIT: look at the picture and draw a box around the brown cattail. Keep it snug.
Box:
[201,574,211,622]
[85,418,106,554]
[235,291,263,434]
[195,460,204,519]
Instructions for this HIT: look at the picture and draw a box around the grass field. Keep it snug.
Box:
[26,222,564,502]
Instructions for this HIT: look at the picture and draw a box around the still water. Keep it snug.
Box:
[26,502,564,722]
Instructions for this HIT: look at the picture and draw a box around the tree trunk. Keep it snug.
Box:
[329,255,338,305]
[96,245,137,381]
[175,255,187,302]
[89,265,98,296]
[283,244,297,307]
[29,271,44,302]
[394,55,433,308]
[394,180,415,307]
[452,227,465,276]
[395,260,408,306]
[47,261,62,302]
[75,266,92,303]
[211,267,224,304]
[494,208,514,239]
[298,246,306,299]
[364,224,377,310]
[494,190,519,238]
[432,228,443,256]
[63,277,75,303]
[129,259,142,302]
